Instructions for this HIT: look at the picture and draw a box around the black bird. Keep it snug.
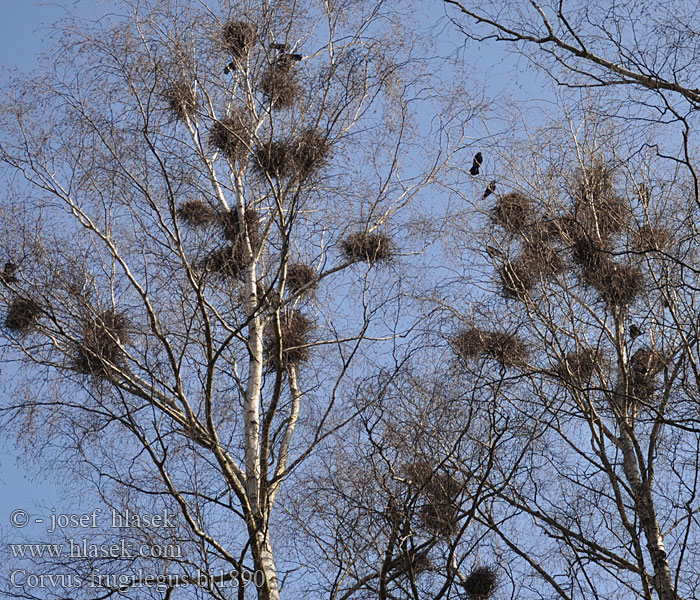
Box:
[0,262,16,285]
[483,180,497,198]
[629,324,645,340]
[282,52,303,62]
[270,42,289,51]
[486,245,505,260]
[469,152,483,176]
[223,61,237,74]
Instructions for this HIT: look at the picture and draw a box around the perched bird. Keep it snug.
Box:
[486,245,505,260]
[282,52,303,62]
[270,42,289,51]
[483,180,497,198]
[0,262,16,285]
[469,152,483,176]
[223,61,237,74]
[629,323,645,340]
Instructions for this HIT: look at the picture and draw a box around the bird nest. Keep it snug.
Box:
[498,259,535,300]
[210,112,251,162]
[286,262,318,295]
[5,296,41,334]
[521,240,563,277]
[341,232,394,264]
[462,566,498,600]
[555,347,602,385]
[164,81,197,121]
[485,331,529,367]
[631,225,671,252]
[571,233,611,279]
[74,309,130,376]
[260,63,301,108]
[293,129,331,176]
[453,327,528,368]
[574,162,629,237]
[589,261,644,308]
[221,21,256,60]
[201,244,247,279]
[177,199,217,228]
[220,207,261,249]
[392,550,431,576]
[492,191,532,233]
[405,461,462,537]
[254,129,331,179]
[263,310,315,369]
[628,347,668,400]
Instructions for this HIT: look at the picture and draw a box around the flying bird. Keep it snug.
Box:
[483,180,497,198]
[469,152,482,176]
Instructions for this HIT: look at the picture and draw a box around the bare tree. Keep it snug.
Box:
[430,104,700,600]
[0,1,470,599]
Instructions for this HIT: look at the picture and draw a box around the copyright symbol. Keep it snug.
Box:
[10,509,29,528]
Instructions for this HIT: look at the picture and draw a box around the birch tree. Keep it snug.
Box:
[0,1,466,598]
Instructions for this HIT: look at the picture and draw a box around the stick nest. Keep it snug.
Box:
[74,309,130,376]
[498,260,535,299]
[574,162,629,237]
[264,310,315,369]
[555,348,602,384]
[453,327,529,368]
[220,208,261,250]
[5,296,41,334]
[342,232,394,264]
[406,462,462,537]
[492,191,532,233]
[210,112,251,162]
[462,566,498,600]
[629,347,667,400]
[164,81,197,120]
[260,61,301,108]
[221,21,256,60]
[177,200,217,228]
[632,225,671,252]
[202,244,247,279]
[254,130,331,179]
[286,262,318,295]
[589,261,644,308]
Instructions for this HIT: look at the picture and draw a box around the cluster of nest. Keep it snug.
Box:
[254,130,331,179]
[631,225,671,253]
[74,309,130,378]
[286,262,318,295]
[554,347,604,385]
[260,55,302,109]
[573,162,629,238]
[263,309,315,370]
[461,565,498,600]
[405,461,462,537]
[341,232,394,265]
[221,20,257,62]
[453,326,529,368]
[164,81,197,121]
[627,347,667,400]
[210,111,251,162]
[5,296,41,335]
